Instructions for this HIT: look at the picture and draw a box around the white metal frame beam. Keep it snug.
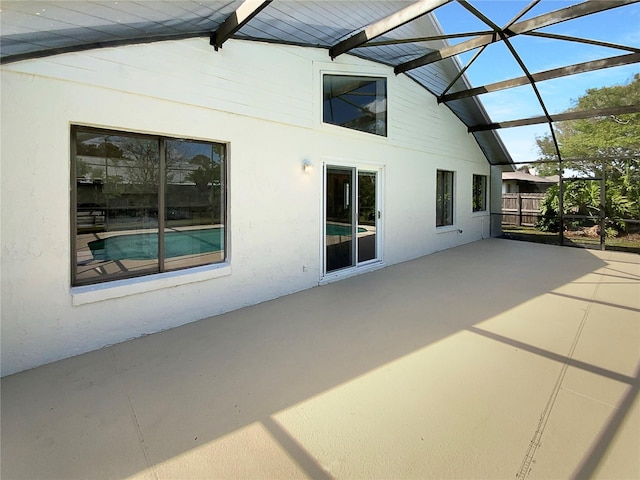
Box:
[469,104,640,132]
[329,0,453,59]
[440,53,640,103]
[394,0,637,74]
[210,0,273,51]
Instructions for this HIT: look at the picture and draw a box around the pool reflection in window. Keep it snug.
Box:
[72,126,226,286]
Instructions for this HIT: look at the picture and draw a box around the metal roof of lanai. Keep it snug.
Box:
[1,1,639,167]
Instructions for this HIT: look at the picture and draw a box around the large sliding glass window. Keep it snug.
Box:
[323,75,387,136]
[72,126,226,286]
[325,166,380,274]
[436,170,455,227]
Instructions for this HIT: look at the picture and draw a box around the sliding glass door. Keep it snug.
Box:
[325,166,379,274]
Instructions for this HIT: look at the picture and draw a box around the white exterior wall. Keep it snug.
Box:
[1,39,490,376]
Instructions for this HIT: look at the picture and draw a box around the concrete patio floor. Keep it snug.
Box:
[2,238,639,479]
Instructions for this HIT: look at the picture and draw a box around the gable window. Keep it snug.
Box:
[436,170,455,227]
[473,174,487,212]
[323,75,387,136]
[71,126,226,286]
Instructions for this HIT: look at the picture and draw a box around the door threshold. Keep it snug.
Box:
[320,261,385,285]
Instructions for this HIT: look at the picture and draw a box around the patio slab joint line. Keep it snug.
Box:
[515,280,601,479]
[111,348,158,480]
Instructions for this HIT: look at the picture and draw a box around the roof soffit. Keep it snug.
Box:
[1,0,638,167]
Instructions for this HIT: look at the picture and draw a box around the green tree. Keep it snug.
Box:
[534,74,640,233]
[186,154,221,191]
[185,153,223,224]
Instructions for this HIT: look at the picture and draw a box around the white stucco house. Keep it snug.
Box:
[1,2,513,377]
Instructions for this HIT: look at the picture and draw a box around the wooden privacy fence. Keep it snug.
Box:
[502,193,546,226]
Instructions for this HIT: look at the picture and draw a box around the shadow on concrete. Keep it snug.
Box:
[3,239,634,479]
[571,361,640,479]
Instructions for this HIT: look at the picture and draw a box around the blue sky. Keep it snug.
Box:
[433,0,640,163]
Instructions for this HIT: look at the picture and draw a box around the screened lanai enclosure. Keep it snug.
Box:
[2,0,638,254]
[2,2,639,479]
[500,157,640,253]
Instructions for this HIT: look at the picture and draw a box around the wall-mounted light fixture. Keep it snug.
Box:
[303,158,313,173]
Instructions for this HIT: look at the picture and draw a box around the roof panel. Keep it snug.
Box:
[473,129,513,165]
[0,0,240,60]
[0,8,83,32]
[5,1,635,166]
[236,1,424,47]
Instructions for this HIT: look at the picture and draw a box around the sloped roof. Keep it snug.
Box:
[1,0,638,167]
[502,171,557,183]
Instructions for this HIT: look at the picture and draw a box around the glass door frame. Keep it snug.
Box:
[322,161,384,278]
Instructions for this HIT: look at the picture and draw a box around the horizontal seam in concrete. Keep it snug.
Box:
[467,327,636,386]
[559,386,621,410]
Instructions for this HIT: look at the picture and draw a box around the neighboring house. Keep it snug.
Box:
[0,7,508,376]
[502,171,559,193]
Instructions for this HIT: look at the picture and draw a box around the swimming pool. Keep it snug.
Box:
[89,225,366,261]
[326,224,368,235]
[88,228,223,261]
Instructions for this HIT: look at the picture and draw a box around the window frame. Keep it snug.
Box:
[436,169,455,227]
[472,174,488,212]
[322,74,387,137]
[70,125,228,287]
